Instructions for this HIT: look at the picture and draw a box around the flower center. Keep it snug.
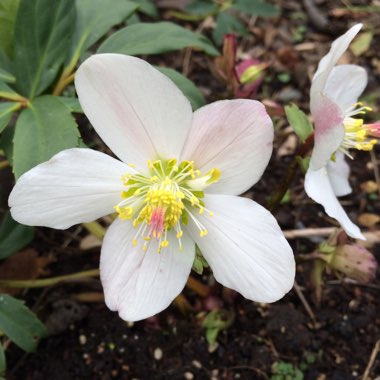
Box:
[340,103,379,158]
[115,159,221,252]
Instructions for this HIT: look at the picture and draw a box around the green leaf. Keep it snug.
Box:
[185,0,218,15]
[13,0,76,98]
[232,0,280,17]
[0,211,34,260]
[0,294,47,352]
[133,0,158,18]
[98,22,219,56]
[285,104,313,143]
[0,102,20,134]
[0,67,15,83]
[0,49,13,75]
[13,95,80,178]
[202,310,234,344]
[350,31,373,57]
[156,67,205,110]
[0,0,20,57]
[213,12,248,45]
[0,342,5,376]
[65,0,138,73]
[205,327,219,345]
[57,97,83,113]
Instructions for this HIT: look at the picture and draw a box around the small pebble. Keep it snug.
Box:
[153,347,163,360]
[184,372,194,380]
[79,334,87,345]
[192,360,202,369]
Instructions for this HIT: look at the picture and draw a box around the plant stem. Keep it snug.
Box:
[267,133,314,212]
[0,269,100,288]
[82,221,106,240]
[52,72,75,96]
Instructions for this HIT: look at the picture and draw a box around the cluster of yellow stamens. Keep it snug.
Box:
[340,103,378,158]
[115,159,221,253]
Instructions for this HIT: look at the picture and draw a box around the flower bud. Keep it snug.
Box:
[235,59,267,98]
[331,244,377,282]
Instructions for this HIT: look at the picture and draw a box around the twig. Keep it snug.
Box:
[293,280,317,325]
[0,269,100,288]
[182,15,213,77]
[284,227,336,239]
[283,228,380,244]
[362,339,380,380]
[326,279,380,290]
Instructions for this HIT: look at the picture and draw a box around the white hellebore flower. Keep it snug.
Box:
[9,54,295,321]
[305,24,379,241]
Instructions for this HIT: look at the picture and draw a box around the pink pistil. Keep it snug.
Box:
[364,121,380,138]
[149,207,165,239]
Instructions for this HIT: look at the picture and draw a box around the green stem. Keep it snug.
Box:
[52,72,75,96]
[82,221,106,240]
[0,269,99,288]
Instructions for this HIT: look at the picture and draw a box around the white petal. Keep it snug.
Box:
[9,148,129,229]
[327,151,352,196]
[100,218,195,321]
[325,65,367,112]
[75,54,193,168]
[310,23,362,106]
[310,94,344,170]
[181,99,273,195]
[186,195,295,303]
[305,168,364,240]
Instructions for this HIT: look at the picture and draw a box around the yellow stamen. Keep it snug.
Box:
[114,158,220,252]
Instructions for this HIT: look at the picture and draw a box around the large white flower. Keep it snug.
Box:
[305,24,378,240]
[9,54,295,321]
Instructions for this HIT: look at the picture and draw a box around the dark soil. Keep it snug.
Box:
[3,1,380,379]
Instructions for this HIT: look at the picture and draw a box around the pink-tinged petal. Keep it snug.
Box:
[310,23,362,105]
[9,148,130,229]
[326,151,352,196]
[310,94,344,170]
[181,99,273,195]
[100,218,195,321]
[75,54,193,168]
[186,195,295,302]
[305,168,364,240]
[325,65,367,112]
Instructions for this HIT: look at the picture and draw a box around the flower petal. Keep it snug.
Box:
[327,151,352,196]
[75,54,193,168]
[310,94,344,170]
[310,23,362,107]
[100,218,195,321]
[181,99,273,195]
[186,195,295,302]
[305,167,364,239]
[325,65,367,112]
[9,148,129,229]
